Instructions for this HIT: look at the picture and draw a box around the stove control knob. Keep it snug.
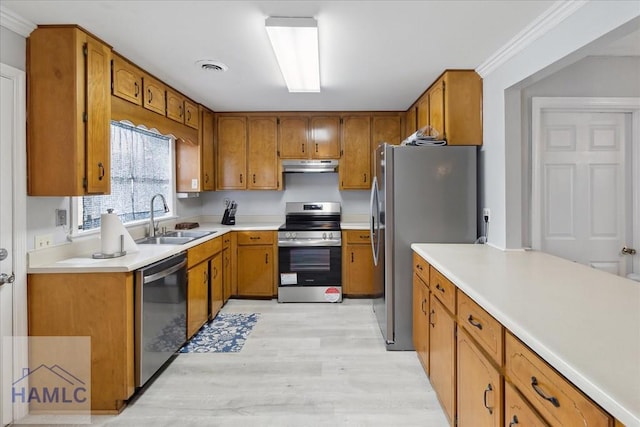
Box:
[291,232,297,239]
[322,232,327,240]
[328,232,333,239]
[286,232,292,238]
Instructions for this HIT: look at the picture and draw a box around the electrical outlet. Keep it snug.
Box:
[482,208,490,222]
[35,234,53,249]
[56,209,67,226]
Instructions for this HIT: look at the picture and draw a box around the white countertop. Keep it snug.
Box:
[29,222,281,274]
[411,243,640,427]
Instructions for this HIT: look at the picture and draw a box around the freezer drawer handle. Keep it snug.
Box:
[531,376,560,407]
[467,315,483,330]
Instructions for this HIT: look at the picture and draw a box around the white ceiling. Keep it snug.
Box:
[2,0,626,113]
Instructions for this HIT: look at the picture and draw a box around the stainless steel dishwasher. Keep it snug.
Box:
[135,251,187,387]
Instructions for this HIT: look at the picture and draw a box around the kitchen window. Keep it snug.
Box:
[76,121,174,232]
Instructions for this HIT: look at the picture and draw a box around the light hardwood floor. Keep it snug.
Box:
[91,299,449,426]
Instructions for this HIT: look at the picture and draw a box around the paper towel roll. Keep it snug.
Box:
[100,212,138,255]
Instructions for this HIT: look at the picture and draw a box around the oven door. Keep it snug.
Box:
[278,245,341,287]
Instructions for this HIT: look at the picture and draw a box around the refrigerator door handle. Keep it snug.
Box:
[370,176,380,266]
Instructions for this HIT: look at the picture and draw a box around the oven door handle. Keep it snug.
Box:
[143,259,188,284]
[278,240,341,247]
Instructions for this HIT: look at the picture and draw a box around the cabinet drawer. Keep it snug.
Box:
[345,230,371,244]
[413,252,430,286]
[430,266,455,313]
[237,231,274,245]
[187,236,222,268]
[222,232,231,249]
[457,290,503,366]
[505,333,612,427]
[505,382,549,427]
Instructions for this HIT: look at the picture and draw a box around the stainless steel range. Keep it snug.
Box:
[278,202,342,303]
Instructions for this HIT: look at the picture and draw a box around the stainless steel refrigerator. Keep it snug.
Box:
[370,143,477,350]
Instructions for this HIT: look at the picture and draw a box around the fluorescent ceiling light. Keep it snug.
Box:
[265,17,320,93]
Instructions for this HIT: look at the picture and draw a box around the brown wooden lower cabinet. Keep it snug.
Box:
[210,251,223,318]
[27,273,135,412]
[505,382,550,427]
[342,231,374,296]
[187,261,209,338]
[236,231,275,297]
[457,327,502,427]
[412,272,430,374]
[429,294,456,425]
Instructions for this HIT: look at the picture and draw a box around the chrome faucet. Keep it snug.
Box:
[149,193,169,237]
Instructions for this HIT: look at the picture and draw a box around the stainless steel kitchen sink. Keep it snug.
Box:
[135,230,216,245]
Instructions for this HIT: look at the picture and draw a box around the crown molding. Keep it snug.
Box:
[0,6,36,37]
[476,0,588,78]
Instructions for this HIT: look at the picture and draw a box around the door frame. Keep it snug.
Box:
[1,62,28,422]
[531,96,640,276]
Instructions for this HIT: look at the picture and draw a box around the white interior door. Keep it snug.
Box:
[0,71,16,426]
[537,110,632,276]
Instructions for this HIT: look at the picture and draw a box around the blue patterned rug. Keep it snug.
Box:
[180,313,259,353]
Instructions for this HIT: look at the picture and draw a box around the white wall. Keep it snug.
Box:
[481,1,640,249]
[0,26,25,70]
[201,172,369,218]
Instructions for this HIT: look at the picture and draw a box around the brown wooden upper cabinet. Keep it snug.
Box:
[111,54,143,106]
[340,115,371,190]
[216,116,247,190]
[409,70,482,145]
[372,115,402,147]
[278,116,309,159]
[247,117,279,190]
[175,106,214,192]
[142,74,166,116]
[405,107,417,140]
[166,89,199,129]
[27,25,112,196]
[310,116,341,159]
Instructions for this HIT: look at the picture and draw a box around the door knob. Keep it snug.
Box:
[622,247,637,255]
[0,273,15,285]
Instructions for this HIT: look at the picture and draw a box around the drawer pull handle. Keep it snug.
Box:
[483,383,493,414]
[360,235,368,239]
[531,376,560,408]
[416,264,423,271]
[467,315,483,330]
[250,236,261,240]
[435,284,445,293]
[509,415,519,426]
[265,253,269,264]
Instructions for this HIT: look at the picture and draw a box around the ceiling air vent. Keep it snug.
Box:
[195,60,229,72]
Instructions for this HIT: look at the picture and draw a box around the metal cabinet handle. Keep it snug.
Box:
[429,309,435,327]
[187,110,191,121]
[240,174,243,183]
[179,105,183,117]
[483,383,493,414]
[435,283,445,293]
[134,82,139,97]
[351,252,354,263]
[204,271,208,283]
[204,173,209,183]
[98,162,105,181]
[301,144,305,153]
[265,253,269,264]
[253,174,256,184]
[249,236,261,240]
[467,315,483,330]
[509,415,519,426]
[416,264,423,271]
[531,376,560,407]
[315,143,319,152]
[421,298,426,315]
[148,89,152,102]
[213,266,218,279]
[363,174,367,183]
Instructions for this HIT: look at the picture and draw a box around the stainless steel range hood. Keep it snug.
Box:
[282,159,339,173]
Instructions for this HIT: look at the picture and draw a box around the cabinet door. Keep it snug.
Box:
[217,116,247,189]
[405,107,417,139]
[184,100,199,129]
[505,382,549,427]
[416,95,429,131]
[201,107,215,191]
[430,294,456,425]
[340,115,371,190]
[428,79,445,139]
[237,245,273,297]
[210,253,223,319]
[166,88,185,123]
[457,327,502,427]
[372,115,402,147]
[142,74,166,115]
[111,55,142,105]
[85,35,112,194]
[310,116,340,159]
[279,116,309,158]
[222,246,231,302]
[187,262,209,338]
[413,273,430,374]
[344,244,374,295]
[248,117,279,189]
